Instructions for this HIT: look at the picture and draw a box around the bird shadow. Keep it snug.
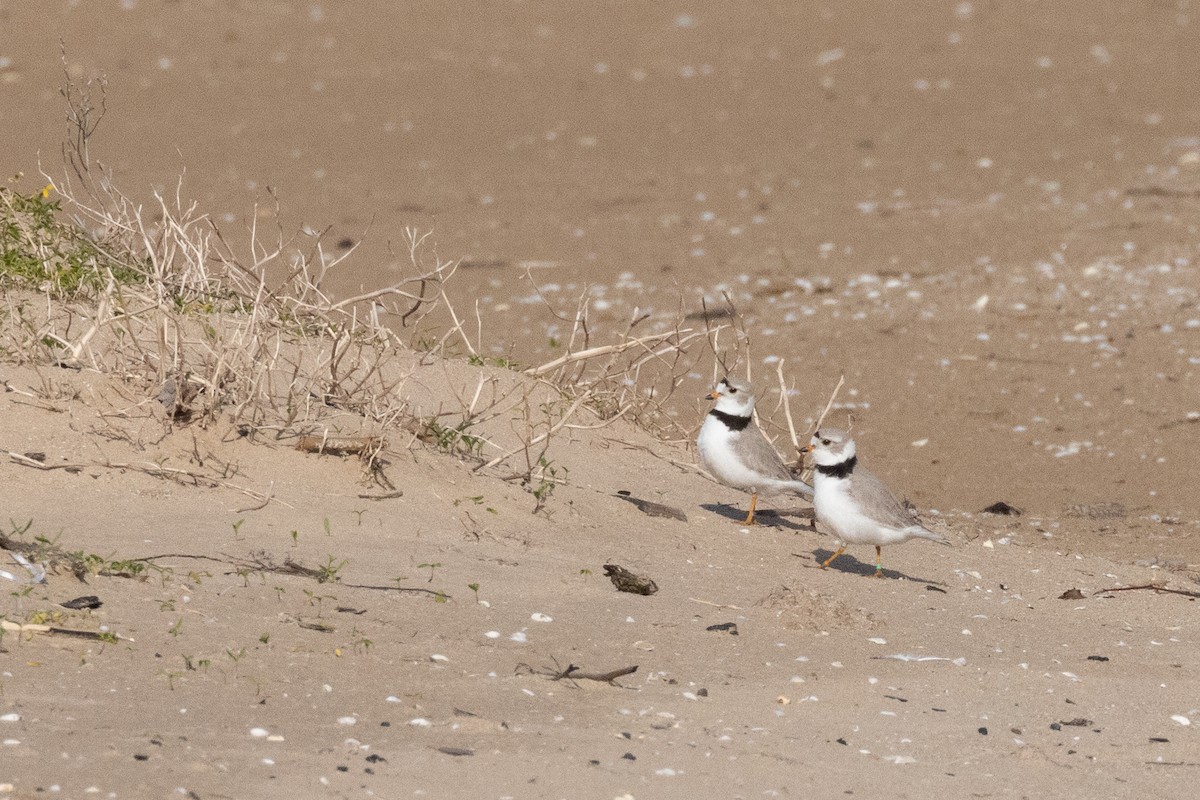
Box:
[701,503,815,532]
[804,546,949,589]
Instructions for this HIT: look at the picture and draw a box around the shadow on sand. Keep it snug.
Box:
[701,503,816,532]
[805,546,948,589]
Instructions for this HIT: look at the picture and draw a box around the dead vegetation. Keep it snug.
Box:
[1,73,750,508]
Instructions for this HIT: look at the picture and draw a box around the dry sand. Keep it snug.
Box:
[2,2,1199,798]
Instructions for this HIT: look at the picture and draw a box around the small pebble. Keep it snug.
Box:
[484,631,500,639]
[0,713,20,722]
[249,727,269,738]
[337,716,357,726]
[1171,714,1191,727]
[531,613,553,623]
[409,718,433,727]
[430,654,449,663]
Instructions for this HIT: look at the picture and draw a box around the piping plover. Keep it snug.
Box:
[801,427,948,576]
[697,376,813,525]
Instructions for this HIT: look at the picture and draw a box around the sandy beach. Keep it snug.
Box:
[2,2,1199,798]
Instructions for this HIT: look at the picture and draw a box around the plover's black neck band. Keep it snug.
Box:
[815,454,857,479]
[708,409,752,432]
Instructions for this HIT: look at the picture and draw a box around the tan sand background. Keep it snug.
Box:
[1,2,1199,798]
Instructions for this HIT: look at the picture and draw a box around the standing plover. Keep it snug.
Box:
[697,376,813,525]
[801,427,948,576]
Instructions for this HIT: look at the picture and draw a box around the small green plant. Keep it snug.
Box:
[159,669,185,690]
[29,609,65,626]
[103,558,149,579]
[530,457,567,514]
[303,588,336,616]
[422,419,484,457]
[468,582,480,603]
[434,591,448,604]
[168,617,184,637]
[350,626,373,654]
[467,354,520,369]
[0,185,145,299]
[418,562,441,583]
[316,556,347,584]
[259,632,270,644]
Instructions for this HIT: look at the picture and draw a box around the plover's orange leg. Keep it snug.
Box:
[742,492,759,525]
[871,545,884,578]
[820,546,846,569]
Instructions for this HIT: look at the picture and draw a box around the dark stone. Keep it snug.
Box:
[706,622,739,636]
[60,595,102,610]
[603,564,658,595]
[436,747,475,757]
[981,501,1021,516]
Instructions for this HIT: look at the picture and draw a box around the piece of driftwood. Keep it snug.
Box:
[1,619,126,641]
[1096,583,1200,599]
[296,435,384,456]
[357,491,404,500]
[604,564,658,595]
[552,663,639,684]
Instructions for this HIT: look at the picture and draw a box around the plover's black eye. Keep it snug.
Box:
[820,438,831,446]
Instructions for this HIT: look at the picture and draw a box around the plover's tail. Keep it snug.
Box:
[782,479,814,500]
[908,525,951,545]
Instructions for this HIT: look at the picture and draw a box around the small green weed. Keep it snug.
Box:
[0,185,145,299]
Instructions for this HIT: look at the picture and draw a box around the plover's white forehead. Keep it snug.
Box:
[719,376,752,395]
[812,427,851,446]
